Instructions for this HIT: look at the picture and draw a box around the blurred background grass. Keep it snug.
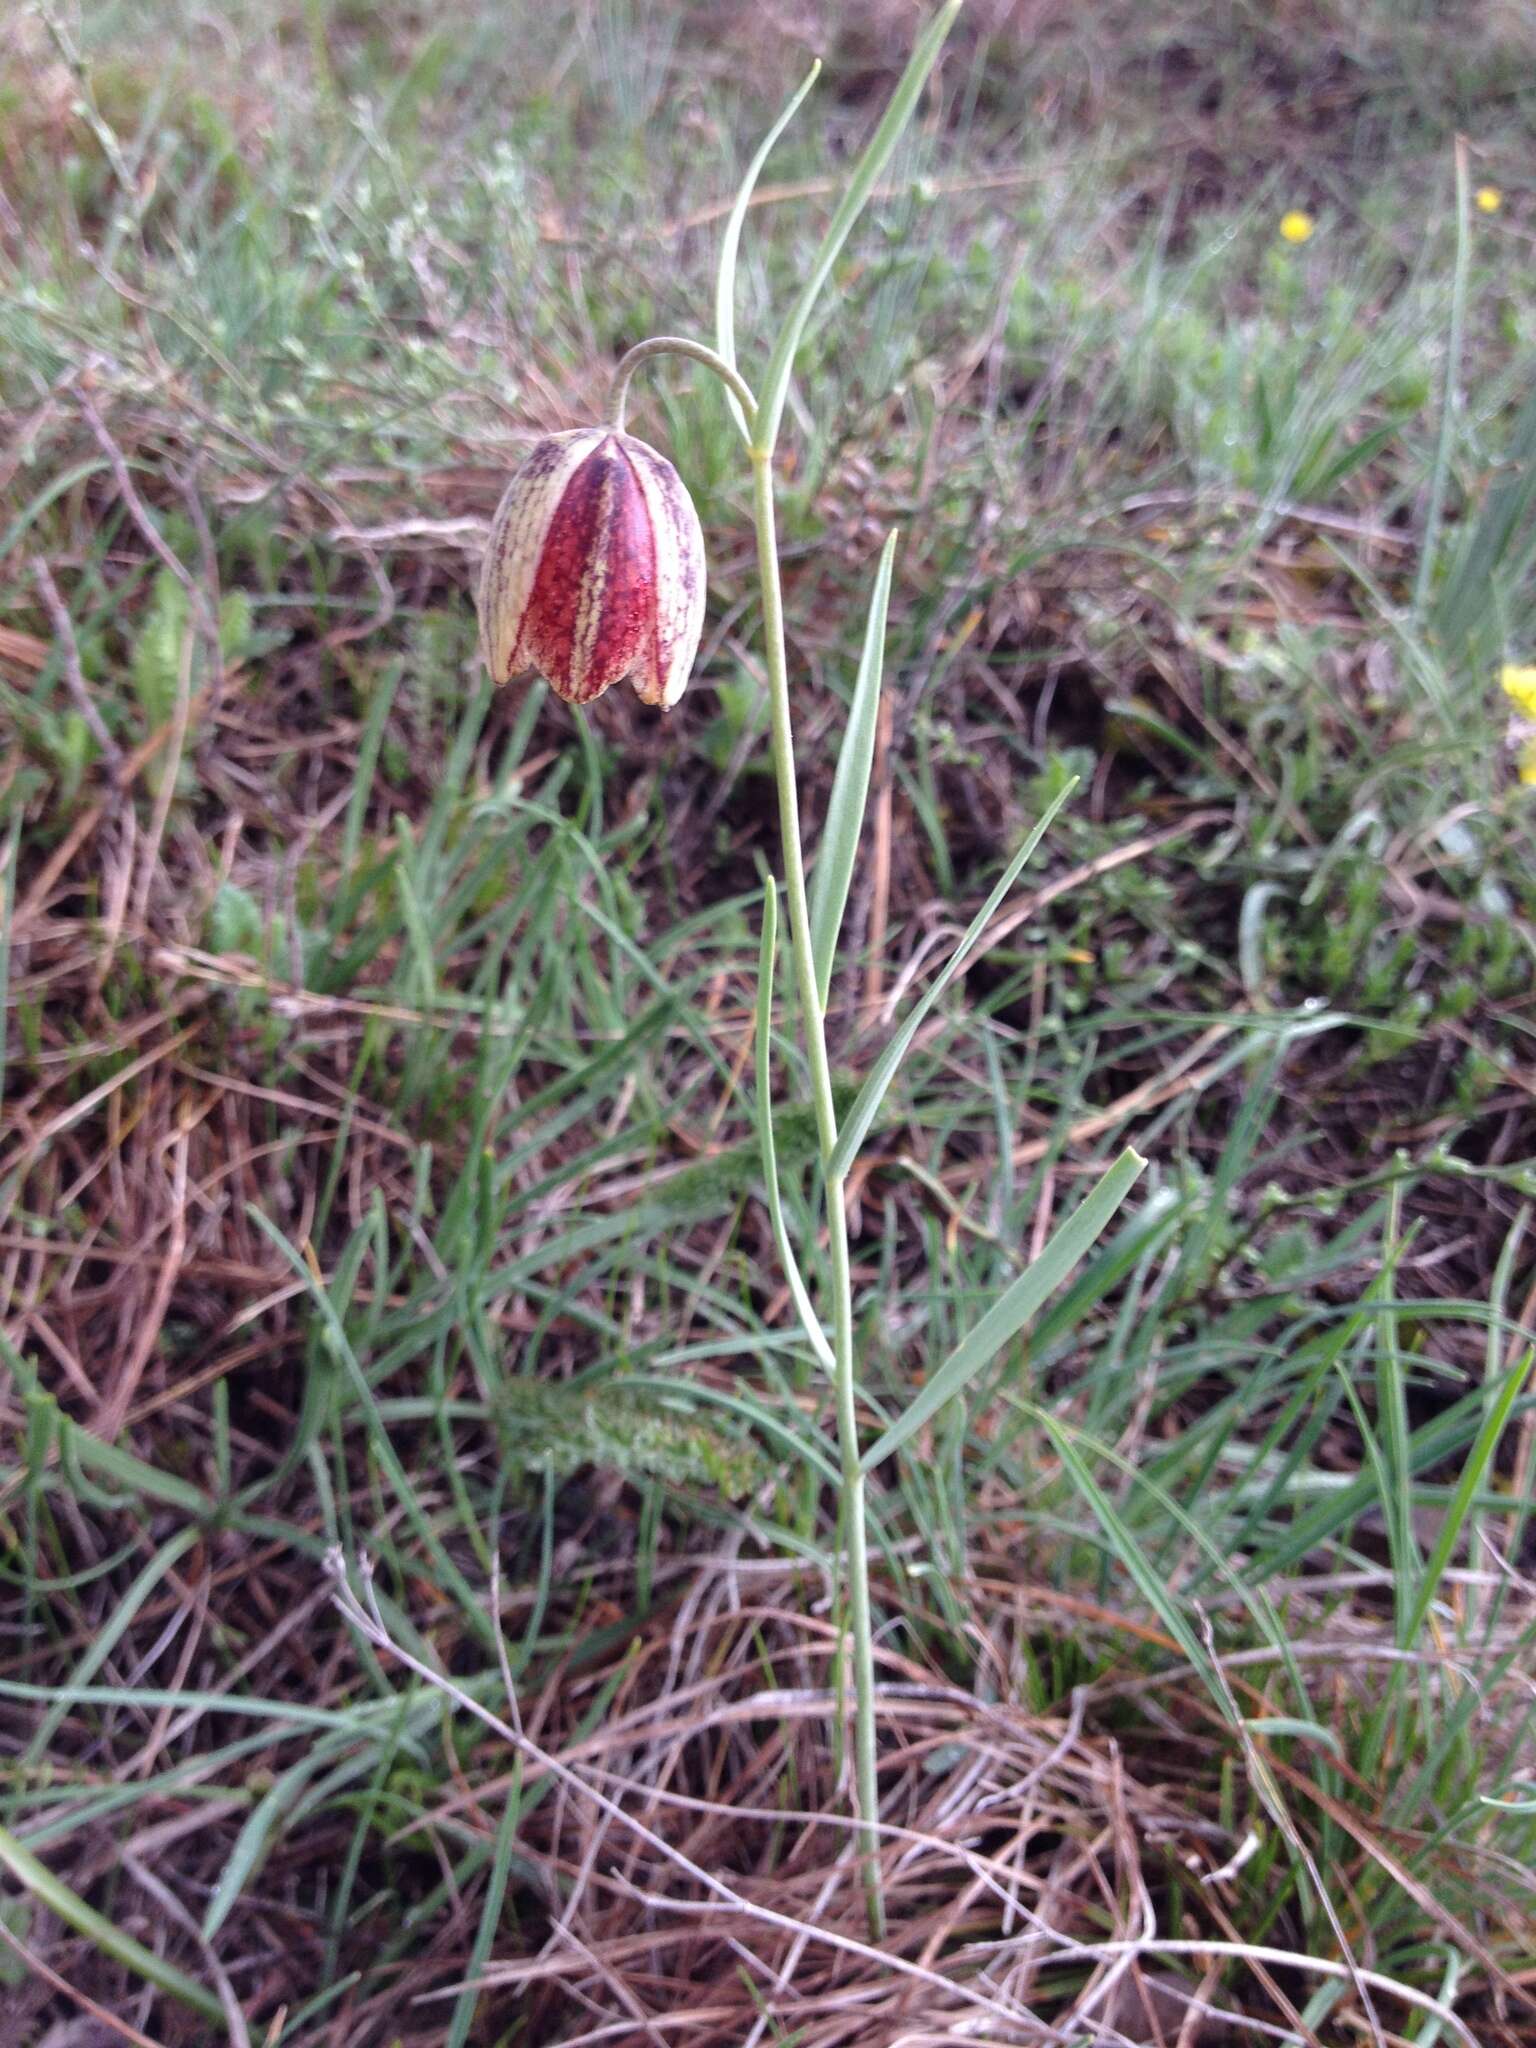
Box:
[2,1,1535,2041]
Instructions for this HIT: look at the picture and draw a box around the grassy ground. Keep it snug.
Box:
[3,0,1536,2041]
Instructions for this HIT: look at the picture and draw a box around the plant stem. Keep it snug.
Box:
[749,444,885,1940]
[604,325,886,1934]
[608,336,758,435]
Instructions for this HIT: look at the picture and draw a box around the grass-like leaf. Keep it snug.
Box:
[1413,138,1470,618]
[753,0,961,453]
[829,779,1076,1181]
[0,1822,223,2022]
[808,530,898,1010]
[715,59,820,441]
[1401,1342,1533,1647]
[1433,375,1536,669]
[1026,1407,1214,1683]
[204,1748,327,1939]
[861,1147,1146,1471]
[755,880,835,1372]
[0,813,16,1123]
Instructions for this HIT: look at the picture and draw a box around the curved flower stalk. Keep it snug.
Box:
[476,0,1148,1940]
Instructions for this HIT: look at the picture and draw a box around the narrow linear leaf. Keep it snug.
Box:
[755,0,961,453]
[54,1410,212,1517]
[0,1822,223,2022]
[1245,1717,1346,1761]
[1482,1789,1536,1814]
[755,882,835,1373]
[1434,380,1536,661]
[340,658,404,887]
[1414,137,1470,617]
[204,1747,329,1939]
[446,1755,525,2048]
[0,812,18,1121]
[1468,1211,1531,1630]
[1401,1344,1534,1647]
[247,1208,496,1641]
[0,1677,386,1733]
[862,1147,1146,1471]
[1031,1183,1184,1354]
[830,779,1076,1181]
[1377,1188,1422,1646]
[1030,1409,1214,1682]
[715,59,821,441]
[25,1526,201,1765]
[1256,1366,1510,1584]
[809,531,898,1008]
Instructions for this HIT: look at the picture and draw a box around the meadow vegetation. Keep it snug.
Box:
[2,1,1535,2040]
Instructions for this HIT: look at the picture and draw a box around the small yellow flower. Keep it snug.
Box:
[1500,664,1536,718]
[1279,210,1315,244]
[1520,737,1536,787]
[1475,185,1503,215]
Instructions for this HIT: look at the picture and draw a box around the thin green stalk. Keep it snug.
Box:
[600,327,885,1925]
[597,1,963,1930]
[749,443,884,1939]
[608,336,757,434]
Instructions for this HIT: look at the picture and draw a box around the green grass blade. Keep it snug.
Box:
[1413,138,1469,617]
[1029,1412,1214,1683]
[339,658,404,892]
[445,1755,525,2048]
[861,1147,1146,1472]
[753,0,960,453]
[754,880,835,1372]
[0,1822,223,2023]
[808,531,898,1009]
[0,1677,410,1737]
[24,1525,201,1765]
[247,1208,496,1642]
[0,812,17,1124]
[1377,1188,1422,1646]
[715,59,820,440]
[829,780,1075,1180]
[1471,1213,1531,1635]
[1401,1344,1534,1648]
[1433,377,1536,669]
[203,1747,330,1939]
[36,1398,212,1517]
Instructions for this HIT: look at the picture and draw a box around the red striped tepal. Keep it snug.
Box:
[477,428,706,710]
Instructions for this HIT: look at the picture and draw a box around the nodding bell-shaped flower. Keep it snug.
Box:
[478,428,705,710]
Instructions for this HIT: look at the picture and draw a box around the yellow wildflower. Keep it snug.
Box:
[1520,738,1536,787]
[1279,210,1314,244]
[1475,185,1503,214]
[1501,664,1536,718]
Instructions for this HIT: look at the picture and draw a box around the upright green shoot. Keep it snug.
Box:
[598,2,1145,1935]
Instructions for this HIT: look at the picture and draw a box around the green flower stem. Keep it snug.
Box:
[607,337,758,435]
[605,327,887,1934]
[749,443,884,1941]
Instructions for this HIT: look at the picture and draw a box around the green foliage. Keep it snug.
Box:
[204,880,266,959]
[127,572,257,789]
[493,1378,765,1500]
